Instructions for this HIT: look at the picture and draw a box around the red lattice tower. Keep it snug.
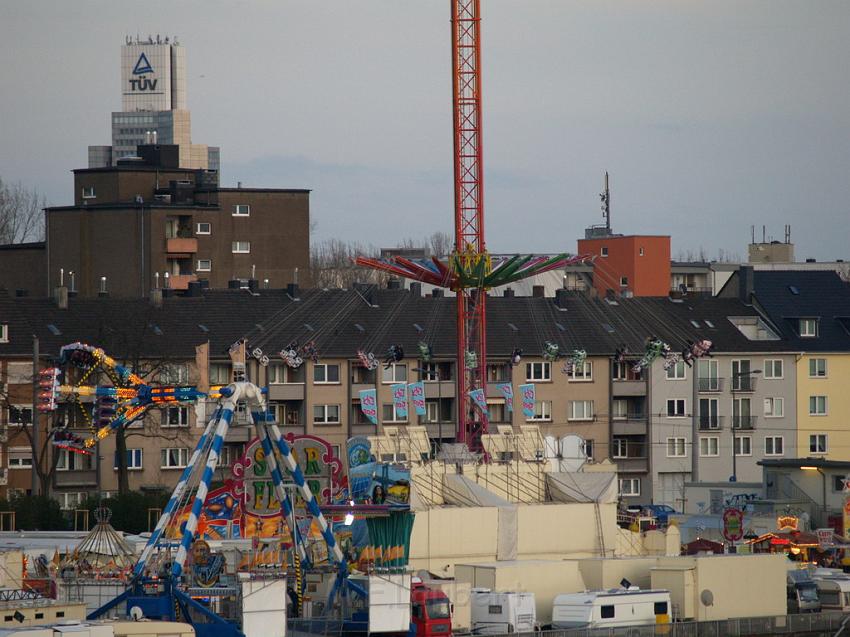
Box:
[451,0,488,445]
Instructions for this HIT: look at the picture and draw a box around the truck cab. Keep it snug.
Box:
[787,570,821,614]
[411,582,453,636]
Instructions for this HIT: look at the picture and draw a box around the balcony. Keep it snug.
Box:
[54,470,97,487]
[424,381,456,399]
[698,377,724,393]
[612,380,646,397]
[613,456,648,473]
[699,415,724,431]
[612,414,647,436]
[730,376,758,392]
[267,384,305,401]
[166,274,198,290]
[732,415,757,430]
[165,238,198,254]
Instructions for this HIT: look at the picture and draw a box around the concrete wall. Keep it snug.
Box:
[576,556,659,591]
[652,553,787,621]
[0,245,47,297]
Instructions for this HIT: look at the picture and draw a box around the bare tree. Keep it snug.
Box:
[0,177,46,244]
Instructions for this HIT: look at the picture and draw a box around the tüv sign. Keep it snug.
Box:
[129,53,157,92]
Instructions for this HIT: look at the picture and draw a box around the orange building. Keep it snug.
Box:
[577,235,671,297]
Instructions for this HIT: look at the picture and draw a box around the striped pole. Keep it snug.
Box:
[254,419,309,567]
[268,423,346,566]
[172,402,234,578]
[133,408,220,579]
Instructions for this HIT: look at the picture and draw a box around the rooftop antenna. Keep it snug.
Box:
[600,172,611,233]
[762,225,766,243]
[751,225,755,244]
[785,224,791,244]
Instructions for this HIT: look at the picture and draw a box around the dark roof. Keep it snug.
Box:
[747,271,850,351]
[758,458,850,470]
[0,242,45,251]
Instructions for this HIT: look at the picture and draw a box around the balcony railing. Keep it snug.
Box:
[612,413,647,422]
[732,415,757,429]
[698,377,723,392]
[698,415,724,430]
[165,237,198,253]
[731,376,758,392]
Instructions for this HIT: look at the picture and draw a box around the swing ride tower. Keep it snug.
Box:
[357,0,589,447]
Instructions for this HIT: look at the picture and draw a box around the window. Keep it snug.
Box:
[601,247,609,257]
[233,204,250,216]
[313,404,340,425]
[165,406,189,427]
[196,222,211,235]
[568,400,594,421]
[567,361,593,381]
[209,363,231,385]
[382,403,407,423]
[810,434,828,454]
[731,359,754,391]
[382,363,407,383]
[232,241,251,253]
[487,402,507,423]
[313,364,340,384]
[639,247,645,257]
[699,437,719,457]
[763,397,784,418]
[654,602,668,615]
[698,359,720,391]
[618,478,640,496]
[734,435,752,456]
[268,363,295,384]
[114,449,143,470]
[667,399,686,418]
[667,437,686,458]
[612,361,642,381]
[160,364,188,384]
[9,448,33,469]
[161,448,190,469]
[733,397,752,428]
[613,438,628,459]
[699,398,719,429]
[809,396,828,416]
[81,186,96,199]
[56,450,93,472]
[765,436,784,456]
[601,604,616,619]
[525,362,551,382]
[8,406,32,426]
[612,399,628,420]
[581,440,594,460]
[488,605,503,615]
[620,276,629,287]
[833,476,848,492]
[799,318,818,337]
[486,363,510,382]
[809,358,827,378]
[528,400,551,422]
[58,492,88,511]
[666,360,686,380]
[0,324,7,343]
[763,359,783,379]
[197,259,212,272]
[420,363,440,382]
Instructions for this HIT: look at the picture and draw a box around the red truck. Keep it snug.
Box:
[410,581,453,636]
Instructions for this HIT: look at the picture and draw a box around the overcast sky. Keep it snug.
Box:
[2,1,848,260]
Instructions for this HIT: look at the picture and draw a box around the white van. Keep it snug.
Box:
[552,588,671,629]
[470,589,536,634]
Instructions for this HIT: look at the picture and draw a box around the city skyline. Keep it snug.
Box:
[1,0,848,260]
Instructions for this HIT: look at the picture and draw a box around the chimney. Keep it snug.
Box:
[98,276,109,297]
[263,278,270,289]
[555,288,569,308]
[387,278,402,290]
[532,285,545,298]
[199,278,210,289]
[186,281,203,297]
[150,288,163,307]
[53,286,69,310]
[409,282,422,297]
[163,272,171,289]
[738,265,755,303]
[68,271,77,296]
[503,288,515,297]
[248,279,259,293]
[154,272,160,289]
[286,282,300,299]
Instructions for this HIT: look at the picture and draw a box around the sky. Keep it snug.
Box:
[2,1,849,260]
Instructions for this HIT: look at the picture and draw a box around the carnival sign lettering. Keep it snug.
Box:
[408,381,426,416]
[496,383,514,412]
[518,383,536,418]
[359,389,378,425]
[391,383,408,419]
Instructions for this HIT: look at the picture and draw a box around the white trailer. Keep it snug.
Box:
[470,589,536,634]
[552,588,671,629]
[812,574,850,611]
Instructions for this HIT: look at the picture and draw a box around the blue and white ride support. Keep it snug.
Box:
[268,423,345,565]
[133,408,221,579]
[253,417,309,568]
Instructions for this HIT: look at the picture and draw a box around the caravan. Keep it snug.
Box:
[469,589,536,634]
[552,589,671,629]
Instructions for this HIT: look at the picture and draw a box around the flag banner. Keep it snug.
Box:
[408,382,426,416]
[519,383,536,418]
[391,383,409,419]
[359,389,378,425]
[496,383,514,412]
[469,388,488,412]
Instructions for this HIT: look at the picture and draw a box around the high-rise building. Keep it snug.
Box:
[88,36,219,170]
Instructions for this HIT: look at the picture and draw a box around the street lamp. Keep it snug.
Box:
[414,366,442,455]
[730,368,761,483]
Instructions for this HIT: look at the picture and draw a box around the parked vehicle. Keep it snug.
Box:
[470,589,536,634]
[643,504,676,526]
[811,573,850,612]
[552,588,671,629]
[787,570,821,614]
[411,580,454,636]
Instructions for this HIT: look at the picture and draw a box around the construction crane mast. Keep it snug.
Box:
[451,0,488,445]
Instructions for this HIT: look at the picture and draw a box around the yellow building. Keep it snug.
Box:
[797,353,850,460]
